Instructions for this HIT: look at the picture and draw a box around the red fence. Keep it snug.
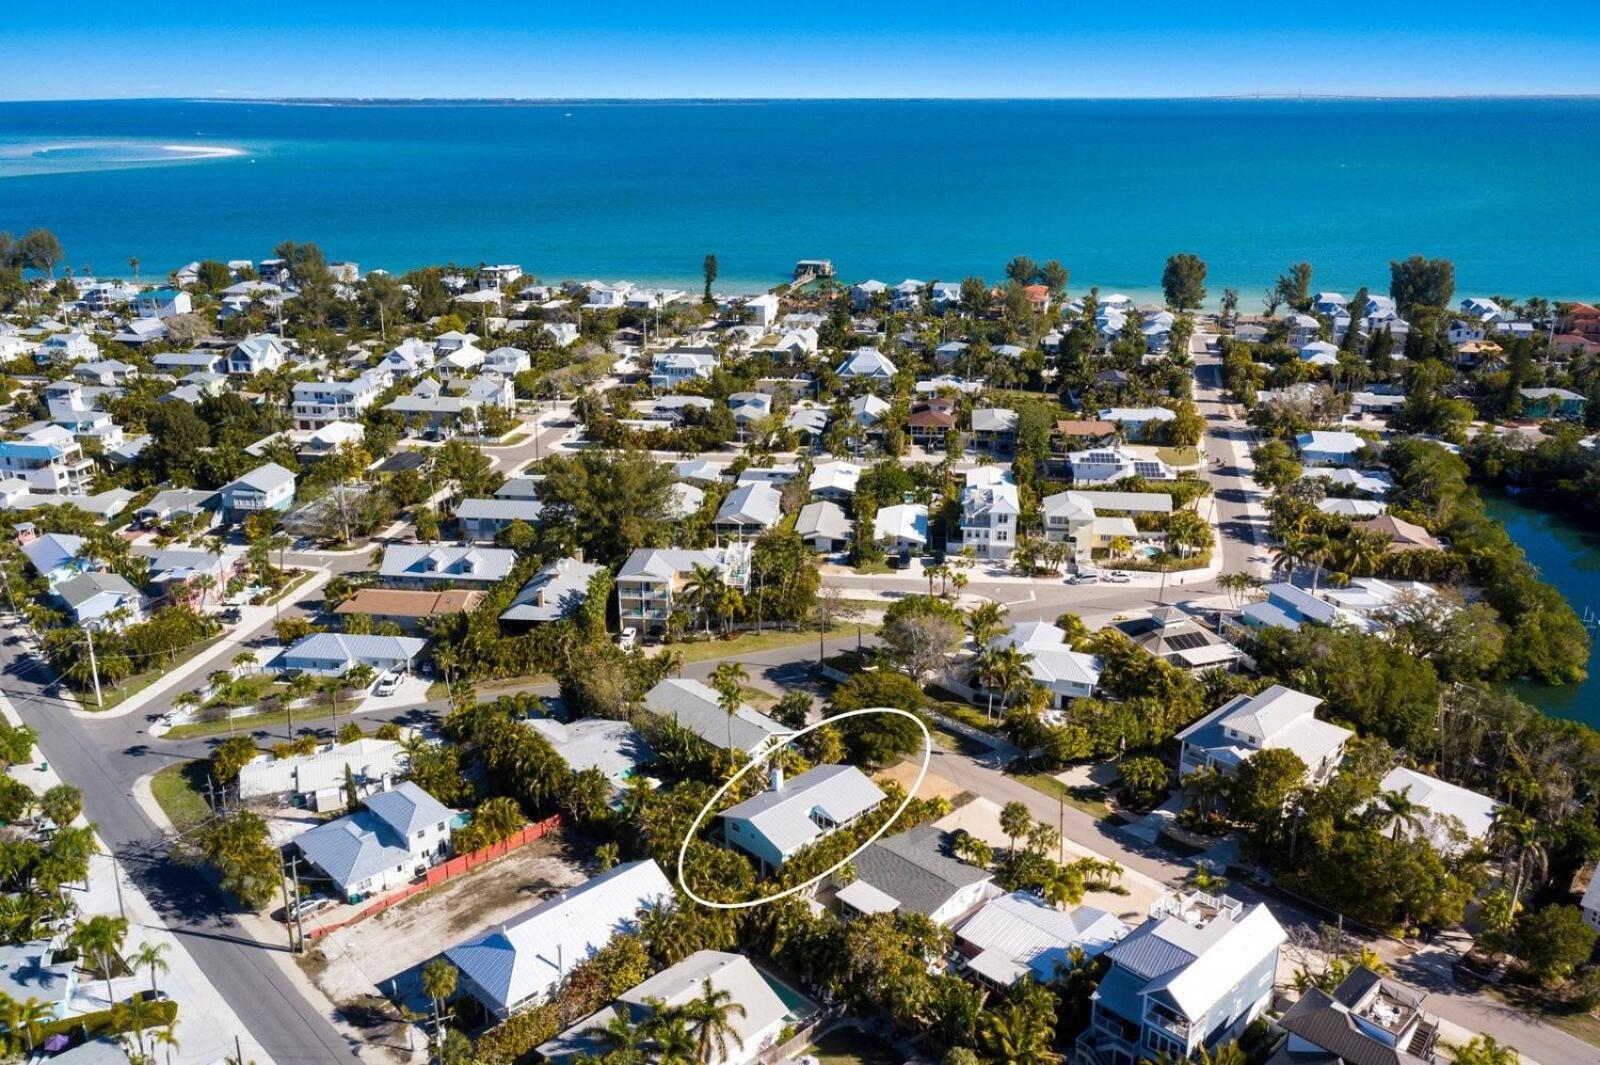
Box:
[304,814,562,940]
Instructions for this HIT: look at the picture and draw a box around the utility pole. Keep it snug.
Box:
[111,853,126,920]
[280,853,299,952]
[83,624,103,708]
[289,854,306,952]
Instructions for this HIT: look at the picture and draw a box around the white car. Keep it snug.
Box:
[617,627,638,651]
[1068,569,1101,585]
[288,894,332,920]
[372,670,403,697]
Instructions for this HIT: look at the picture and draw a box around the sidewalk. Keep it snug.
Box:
[73,568,332,721]
[132,773,411,1065]
[0,698,273,1065]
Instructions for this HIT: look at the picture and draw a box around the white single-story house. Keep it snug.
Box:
[279,632,427,677]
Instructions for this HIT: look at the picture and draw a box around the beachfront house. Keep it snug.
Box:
[447,859,676,1020]
[1077,892,1286,1065]
[956,892,1130,989]
[720,763,885,873]
[1177,685,1351,785]
[537,951,789,1065]
[293,781,456,902]
[378,544,517,589]
[220,462,296,520]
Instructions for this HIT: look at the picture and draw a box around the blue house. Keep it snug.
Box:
[1519,387,1587,420]
[220,462,296,520]
[1077,893,1286,1065]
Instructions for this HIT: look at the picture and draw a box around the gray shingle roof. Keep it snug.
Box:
[851,825,990,918]
[642,679,792,753]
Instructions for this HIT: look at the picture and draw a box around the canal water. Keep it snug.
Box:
[1484,495,1600,727]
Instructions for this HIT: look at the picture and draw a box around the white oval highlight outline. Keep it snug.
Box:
[674,706,932,911]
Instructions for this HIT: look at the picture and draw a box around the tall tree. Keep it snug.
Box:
[1276,261,1314,312]
[1389,255,1456,314]
[702,254,718,303]
[1161,253,1207,310]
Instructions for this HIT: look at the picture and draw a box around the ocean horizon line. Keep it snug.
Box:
[3,93,1600,106]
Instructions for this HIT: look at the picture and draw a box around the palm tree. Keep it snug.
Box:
[964,600,1008,647]
[284,673,316,740]
[421,957,458,1054]
[582,1011,645,1065]
[1000,800,1031,858]
[682,564,721,636]
[1489,807,1548,903]
[69,913,129,1007]
[191,572,217,611]
[1329,529,1388,579]
[710,662,748,752]
[1371,788,1425,842]
[111,995,165,1060]
[130,941,169,997]
[684,977,747,1064]
[644,1006,698,1065]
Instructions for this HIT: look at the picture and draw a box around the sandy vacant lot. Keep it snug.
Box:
[875,758,964,803]
[308,832,587,1010]
[936,797,1164,924]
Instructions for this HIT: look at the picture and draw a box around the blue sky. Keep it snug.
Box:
[5,2,1598,99]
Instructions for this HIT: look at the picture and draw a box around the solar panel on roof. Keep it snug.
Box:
[1164,631,1212,652]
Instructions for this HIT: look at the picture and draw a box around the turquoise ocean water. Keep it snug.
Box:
[0,97,1597,296]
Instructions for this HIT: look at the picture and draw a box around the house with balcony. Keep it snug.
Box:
[615,545,750,636]
[292,374,386,429]
[229,334,289,375]
[220,462,296,520]
[132,288,191,318]
[0,426,95,494]
[379,544,517,589]
[649,349,719,389]
[1077,892,1286,1065]
[43,381,124,450]
[37,331,98,365]
[720,763,885,874]
[971,407,1019,454]
[713,482,783,539]
[908,397,958,448]
[292,781,456,902]
[1177,685,1351,785]
[1271,967,1440,1065]
[959,467,1019,560]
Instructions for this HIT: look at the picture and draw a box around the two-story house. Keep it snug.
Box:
[229,334,289,375]
[720,763,885,874]
[649,348,719,390]
[1176,685,1352,785]
[293,781,457,901]
[1077,892,1286,1065]
[615,545,750,636]
[219,462,296,521]
[959,467,1020,560]
[292,373,386,429]
[0,426,95,495]
[1273,967,1440,1065]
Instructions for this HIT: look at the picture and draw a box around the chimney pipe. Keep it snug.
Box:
[769,763,783,792]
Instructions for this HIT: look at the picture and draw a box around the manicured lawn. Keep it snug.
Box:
[1156,445,1201,467]
[260,567,317,605]
[807,1027,902,1065]
[1013,770,1119,821]
[150,760,214,832]
[667,624,878,664]
[852,561,893,574]
[163,705,307,740]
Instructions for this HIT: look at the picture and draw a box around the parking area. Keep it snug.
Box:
[303,830,587,1012]
[349,672,432,711]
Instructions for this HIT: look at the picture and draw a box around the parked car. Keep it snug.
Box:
[1104,571,1132,584]
[372,670,402,697]
[1068,567,1101,585]
[617,626,638,651]
[889,549,913,569]
[288,894,332,920]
